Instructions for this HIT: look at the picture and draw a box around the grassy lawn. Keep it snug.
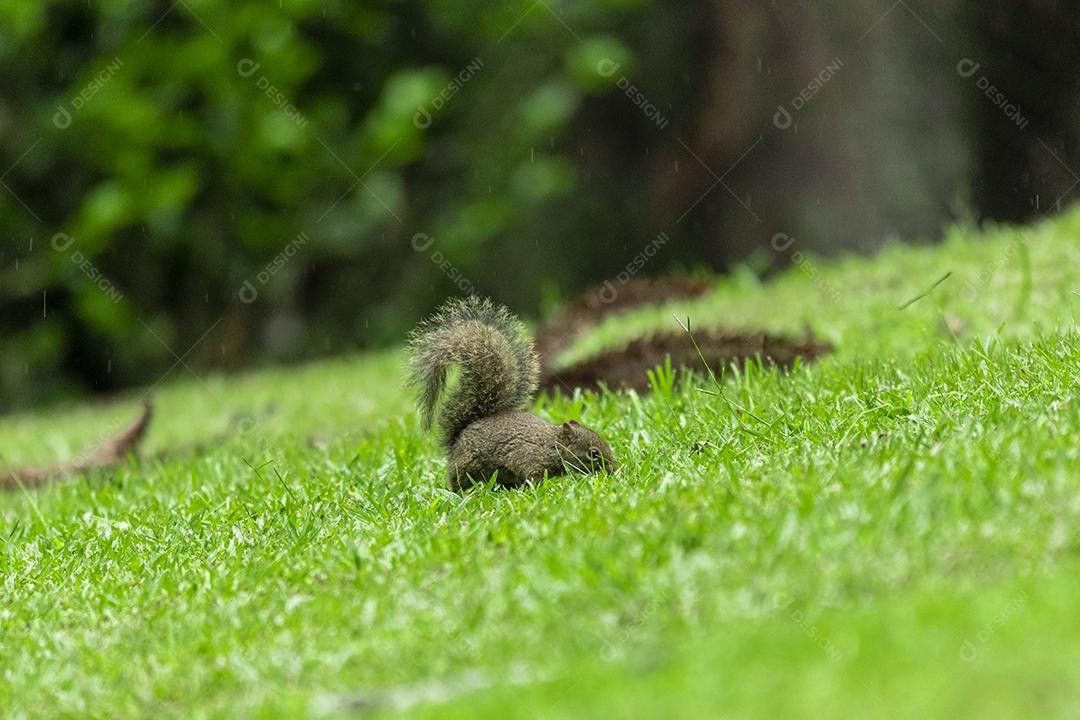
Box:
[2,211,1080,718]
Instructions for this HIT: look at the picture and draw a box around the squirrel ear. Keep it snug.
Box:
[559,420,583,442]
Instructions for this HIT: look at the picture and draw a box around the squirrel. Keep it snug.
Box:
[406,296,616,490]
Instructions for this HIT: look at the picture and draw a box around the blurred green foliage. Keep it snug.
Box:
[11,0,1073,411]
[0,0,689,409]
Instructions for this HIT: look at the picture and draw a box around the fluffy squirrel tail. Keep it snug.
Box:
[406,296,540,447]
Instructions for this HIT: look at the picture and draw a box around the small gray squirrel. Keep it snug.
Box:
[406,296,617,490]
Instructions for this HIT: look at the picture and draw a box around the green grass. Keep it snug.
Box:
[2,211,1080,719]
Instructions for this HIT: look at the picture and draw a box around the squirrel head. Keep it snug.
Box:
[556,420,617,475]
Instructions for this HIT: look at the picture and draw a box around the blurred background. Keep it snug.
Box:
[1,0,1078,411]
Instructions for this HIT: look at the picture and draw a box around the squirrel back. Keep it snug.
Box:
[406,296,540,447]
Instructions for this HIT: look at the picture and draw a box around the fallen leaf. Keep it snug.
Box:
[0,399,153,491]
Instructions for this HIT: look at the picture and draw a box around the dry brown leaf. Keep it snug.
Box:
[0,399,154,491]
[541,330,832,394]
